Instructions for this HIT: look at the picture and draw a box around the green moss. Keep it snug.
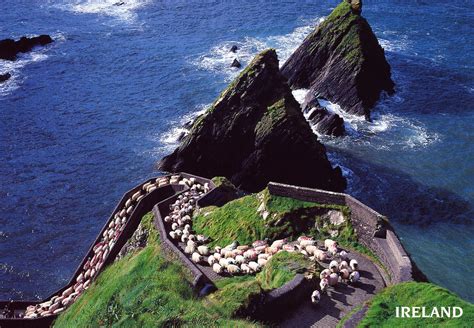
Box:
[207,276,262,318]
[256,252,313,291]
[54,213,259,328]
[211,176,237,189]
[255,98,287,138]
[359,282,474,327]
[193,188,351,248]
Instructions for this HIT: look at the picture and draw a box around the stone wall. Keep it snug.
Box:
[267,182,414,284]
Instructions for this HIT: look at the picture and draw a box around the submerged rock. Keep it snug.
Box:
[231,58,241,68]
[0,72,11,83]
[158,49,346,192]
[281,0,394,119]
[303,97,345,137]
[0,35,53,61]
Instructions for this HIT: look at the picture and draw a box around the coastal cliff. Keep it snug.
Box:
[158,49,346,192]
[281,0,394,121]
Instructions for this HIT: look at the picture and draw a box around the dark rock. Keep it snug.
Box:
[158,49,346,193]
[0,35,53,61]
[231,58,241,68]
[114,1,125,6]
[230,45,238,53]
[303,94,345,137]
[281,1,394,119]
[307,105,345,137]
[177,131,187,142]
[0,72,11,83]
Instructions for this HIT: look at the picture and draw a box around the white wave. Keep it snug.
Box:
[158,105,208,151]
[0,33,65,97]
[0,52,49,97]
[50,0,151,22]
[291,89,439,150]
[191,17,322,82]
[291,88,309,105]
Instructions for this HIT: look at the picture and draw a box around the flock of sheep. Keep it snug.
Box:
[22,175,187,319]
[164,182,363,307]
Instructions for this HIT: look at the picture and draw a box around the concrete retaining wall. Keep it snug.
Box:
[267,182,414,284]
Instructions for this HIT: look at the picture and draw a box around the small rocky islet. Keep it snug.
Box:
[0,34,53,83]
[282,0,394,134]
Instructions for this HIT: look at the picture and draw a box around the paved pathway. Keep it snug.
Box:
[279,251,386,328]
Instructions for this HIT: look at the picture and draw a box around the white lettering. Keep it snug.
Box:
[430,307,439,318]
[453,307,463,318]
[412,307,420,318]
[402,307,410,318]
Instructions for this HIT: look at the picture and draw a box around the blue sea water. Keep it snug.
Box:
[0,0,473,302]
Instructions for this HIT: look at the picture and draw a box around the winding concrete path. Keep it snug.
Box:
[279,251,386,328]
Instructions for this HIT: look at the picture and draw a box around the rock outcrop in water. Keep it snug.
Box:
[0,72,11,83]
[0,35,53,61]
[281,0,394,120]
[158,49,346,192]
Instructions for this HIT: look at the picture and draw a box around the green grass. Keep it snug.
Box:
[358,282,474,327]
[256,252,314,291]
[193,188,350,248]
[54,213,260,328]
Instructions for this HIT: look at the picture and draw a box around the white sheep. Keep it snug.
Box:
[339,250,349,261]
[328,273,339,286]
[350,259,358,271]
[169,231,177,240]
[213,252,222,261]
[219,258,229,268]
[241,263,251,274]
[197,245,209,256]
[339,268,350,281]
[319,278,329,293]
[227,264,241,275]
[191,252,203,264]
[212,263,222,274]
[208,255,217,266]
[339,261,349,271]
[235,255,245,265]
[305,245,318,256]
[324,239,337,250]
[320,269,331,280]
[271,239,287,249]
[184,245,195,254]
[171,223,179,231]
[329,260,339,273]
[314,249,328,262]
[349,271,360,284]
[311,290,321,305]
[328,245,338,256]
[248,261,261,272]
[243,249,257,260]
[257,258,268,266]
[300,239,316,248]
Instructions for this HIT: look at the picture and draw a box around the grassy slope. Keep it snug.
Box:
[256,252,314,291]
[54,213,258,328]
[358,282,474,327]
[193,188,351,248]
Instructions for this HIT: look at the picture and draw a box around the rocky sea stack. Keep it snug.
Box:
[282,0,394,121]
[159,49,346,192]
[0,35,53,61]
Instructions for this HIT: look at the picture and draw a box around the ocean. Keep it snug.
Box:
[0,0,473,302]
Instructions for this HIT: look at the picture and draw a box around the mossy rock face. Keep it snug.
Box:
[281,0,394,119]
[158,49,346,193]
[257,252,317,291]
[193,188,352,248]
